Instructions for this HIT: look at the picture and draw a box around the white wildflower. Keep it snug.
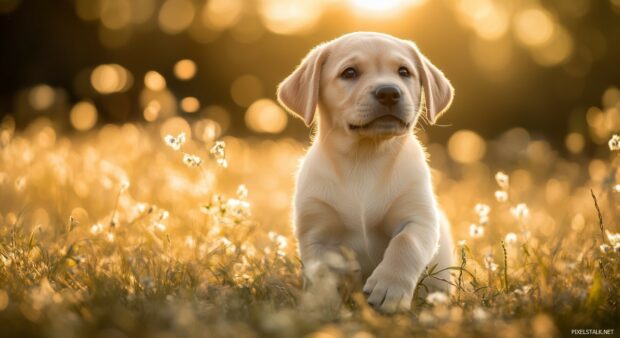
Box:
[505,232,518,244]
[182,153,202,167]
[90,223,103,234]
[473,307,488,321]
[469,224,484,238]
[73,255,85,265]
[220,237,232,247]
[495,171,509,189]
[268,231,288,249]
[483,255,498,271]
[479,214,489,226]
[608,134,620,151]
[164,132,186,151]
[606,230,620,246]
[210,141,227,168]
[236,184,248,200]
[426,291,449,306]
[120,180,130,192]
[226,198,250,217]
[14,176,26,192]
[495,190,508,202]
[210,140,225,157]
[600,244,612,254]
[513,284,532,296]
[216,158,228,168]
[510,203,529,220]
[185,236,196,248]
[474,203,491,217]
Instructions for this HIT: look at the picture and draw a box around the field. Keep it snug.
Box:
[0,87,619,338]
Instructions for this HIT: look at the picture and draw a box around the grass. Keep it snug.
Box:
[0,114,618,338]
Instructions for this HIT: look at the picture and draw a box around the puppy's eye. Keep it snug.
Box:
[398,66,411,77]
[340,67,358,80]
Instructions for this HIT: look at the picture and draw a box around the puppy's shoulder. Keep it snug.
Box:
[295,143,334,185]
[400,136,431,166]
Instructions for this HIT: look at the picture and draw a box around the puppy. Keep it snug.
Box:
[277,32,455,313]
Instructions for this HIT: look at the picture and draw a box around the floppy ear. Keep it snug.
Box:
[277,45,328,126]
[408,42,454,124]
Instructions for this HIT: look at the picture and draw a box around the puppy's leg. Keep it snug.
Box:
[363,205,440,313]
[295,200,358,313]
[418,210,455,298]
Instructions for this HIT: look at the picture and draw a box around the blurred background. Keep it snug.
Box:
[2,2,620,336]
[1,0,620,152]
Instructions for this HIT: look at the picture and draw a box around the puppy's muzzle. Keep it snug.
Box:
[374,84,401,106]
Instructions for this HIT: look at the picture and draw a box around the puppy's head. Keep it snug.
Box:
[277,32,454,139]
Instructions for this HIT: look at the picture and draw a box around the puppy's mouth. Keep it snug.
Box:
[348,115,411,135]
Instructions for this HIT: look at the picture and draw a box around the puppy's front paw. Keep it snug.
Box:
[363,266,415,314]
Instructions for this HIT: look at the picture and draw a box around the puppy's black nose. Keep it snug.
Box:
[374,85,401,106]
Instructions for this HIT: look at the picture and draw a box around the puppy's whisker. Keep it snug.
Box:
[432,122,453,128]
[414,124,427,136]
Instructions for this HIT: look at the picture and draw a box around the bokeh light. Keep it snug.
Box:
[231,74,264,107]
[99,0,132,30]
[201,0,244,31]
[174,59,197,81]
[130,0,156,24]
[530,26,574,66]
[202,105,231,133]
[448,130,486,164]
[470,38,513,78]
[140,88,177,118]
[245,99,288,134]
[180,96,200,113]
[158,0,195,34]
[258,0,323,35]
[229,15,264,43]
[194,118,222,142]
[349,0,426,16]
[472,4,508,40]
[70,101,98,131]
[91,64,133,94]
[143,100,161,122]
[28,84,55,111]
[144,71,167,91]
[514,8,555,47]
[565,132,585,154]
[160,116,191,140]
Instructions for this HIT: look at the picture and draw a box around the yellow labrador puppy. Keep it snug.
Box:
[277,32,454,313]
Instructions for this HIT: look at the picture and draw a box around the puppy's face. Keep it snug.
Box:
[319,36,421,138]
[277,32,453,140]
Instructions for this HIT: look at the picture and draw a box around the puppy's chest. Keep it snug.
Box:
[324,167,404,230]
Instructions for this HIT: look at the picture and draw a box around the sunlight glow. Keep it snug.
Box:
[245,99,287,134]
[349,0,425,15]
[259,0,322,35]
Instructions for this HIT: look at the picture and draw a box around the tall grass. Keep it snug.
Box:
[0,110,618,337]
